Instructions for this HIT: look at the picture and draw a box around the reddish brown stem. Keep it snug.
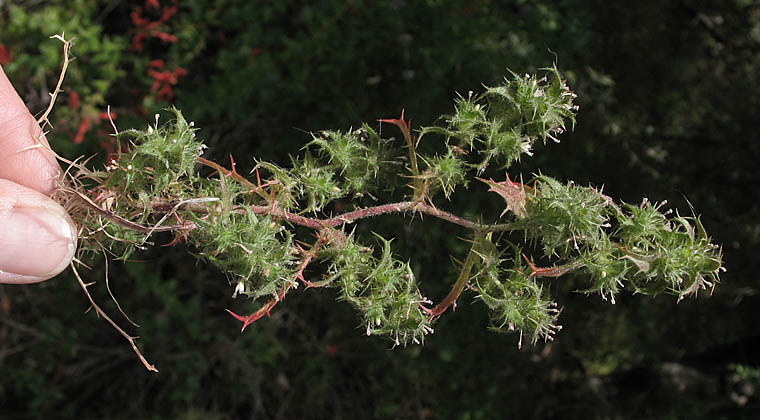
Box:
[196,155,516,232]
[248,201,516,232]
[226,297,282,331]
[521,254,583,278]
[68,188,195,234]
[421,236,480,319]
[197,156,272,202]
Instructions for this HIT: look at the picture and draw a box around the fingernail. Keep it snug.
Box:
[0,204,77,281]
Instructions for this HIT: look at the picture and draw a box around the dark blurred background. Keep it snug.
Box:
[1,0,759,418]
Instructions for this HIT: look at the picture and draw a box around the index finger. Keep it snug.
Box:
[0,66,62,196]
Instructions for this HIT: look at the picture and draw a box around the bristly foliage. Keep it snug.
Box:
[419,64,578,184]
[61,67,723,365]
[472,238,561,346]
[322,232,432,346]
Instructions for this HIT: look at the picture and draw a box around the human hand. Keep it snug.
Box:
[0,66,77,284]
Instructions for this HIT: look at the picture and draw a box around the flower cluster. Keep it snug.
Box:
[147,59,186,101]
[129,0,179,52]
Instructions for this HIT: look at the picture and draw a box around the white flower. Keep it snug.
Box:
[520,141,534,156]
[232,281,246,298]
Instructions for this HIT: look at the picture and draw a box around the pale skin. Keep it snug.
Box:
[0,66,77,284]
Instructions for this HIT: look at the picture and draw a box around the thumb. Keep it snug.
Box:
[0,179,77,284]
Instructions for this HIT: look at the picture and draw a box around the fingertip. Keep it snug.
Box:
[0,179,77,284]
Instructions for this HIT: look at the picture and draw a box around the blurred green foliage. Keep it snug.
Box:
[1,0,759,418]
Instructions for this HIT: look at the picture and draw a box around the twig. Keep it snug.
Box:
[522,254,583,278]
[196,156,270,201]
[70,263,158,372]
[139,197,219,245]
[379,110,423,198]
[94,194,517,242]
[37,33,73,131]
[101,244,139,328]
[420,234,481,318]
[67,187,196,234]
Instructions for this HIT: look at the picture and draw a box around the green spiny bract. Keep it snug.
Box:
[105,108,203,204]
[523,175,613,258]
[614,200,722,299]
[256,125,399,213]
[472,240,560,345]
[577,236,629,302]
[306,126,394,191]
[421,149,468,199]
[190,209,297,301]
[303,127,397,197]
[323,233,432,346]
[418,65,577,199]
[290,152,344,212]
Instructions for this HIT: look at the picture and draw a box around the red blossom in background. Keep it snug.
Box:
[73,116,90,145]
[129,1,185,102]
[130,0,179,51]
[0,44,12,65]
[68,91,80,109]
[148,61,186,101]
[72,110,117,145]
[153,31,177,44]
[98,110,117,121]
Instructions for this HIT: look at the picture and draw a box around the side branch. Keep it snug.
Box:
[70,263,158,372]
[421,236,481,318]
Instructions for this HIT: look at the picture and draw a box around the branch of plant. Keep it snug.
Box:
[33,34,723,373]
[36,33,72,131]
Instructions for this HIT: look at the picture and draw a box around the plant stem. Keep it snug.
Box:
[247,201,518,232]
[67,188,196,234]
[70,263,158,372]
[37,33,71,131]
[129,195,518,234]
[422,235,481,318]
[379,111,423,198]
